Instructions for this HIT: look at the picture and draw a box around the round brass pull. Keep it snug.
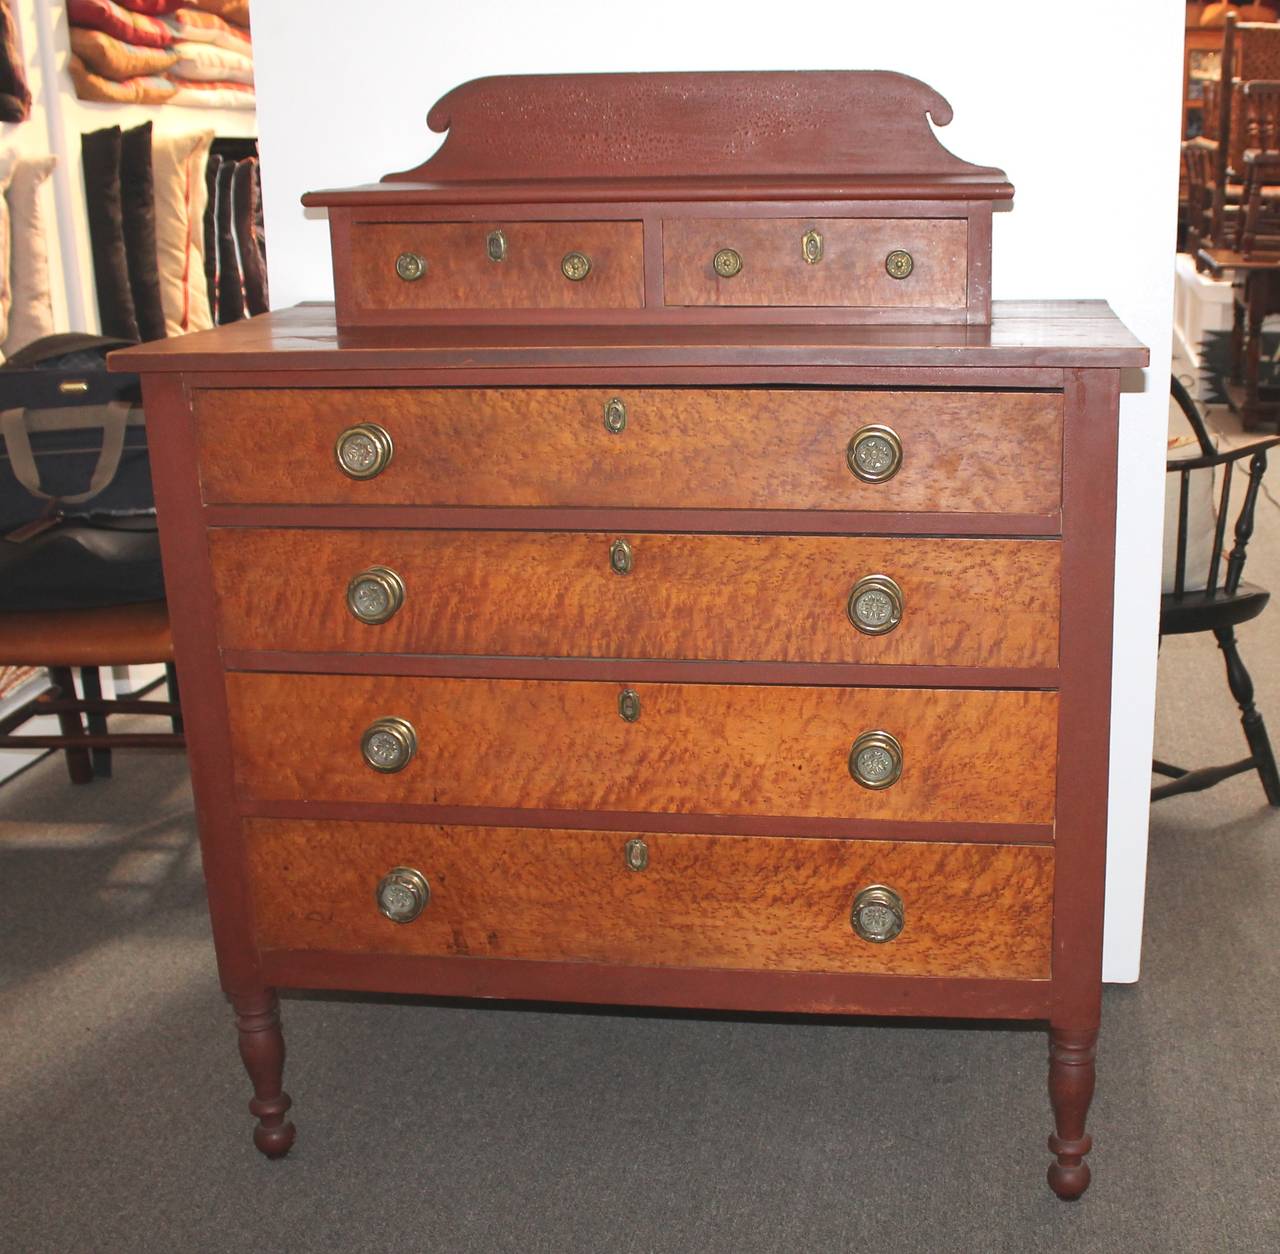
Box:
[618,688,641,722]
[603,397,627,434]
[376,866,430,923]
[561,251,591,281]
[347,566,405,625]
[848,730,903,790]
[885,249,914,280]
[713,247,743,278]
[846,424,902,484]
[851,884,905,943]
[801,228,824,264]
[623,837,649,872]
[609,538,633,575]
[395,252,426,281]
[335,423,394,481]
[847,574,903,636]
[361,716,418,773]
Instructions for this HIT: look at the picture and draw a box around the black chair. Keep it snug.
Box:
[1153,373,1280,803]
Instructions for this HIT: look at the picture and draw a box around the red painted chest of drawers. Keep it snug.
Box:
[113,71,1147,1199]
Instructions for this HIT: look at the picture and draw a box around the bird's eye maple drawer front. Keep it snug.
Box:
[662,218,968,308]
[210,529,1062,669]
[246,820,1054,981]
[346,221,644,311]
[194,387,1063,516]
[225,674,1059,826]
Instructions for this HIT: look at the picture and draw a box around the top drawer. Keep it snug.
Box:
[663,218,967,309]
[195,387,1062,517]
[346,221,644,312]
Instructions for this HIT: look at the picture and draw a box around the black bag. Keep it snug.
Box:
[0,334,164,610]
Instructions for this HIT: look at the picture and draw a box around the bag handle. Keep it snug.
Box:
[0,402,133,505]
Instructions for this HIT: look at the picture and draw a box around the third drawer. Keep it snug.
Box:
[225,674,1059,826]
[209,530,1061,669]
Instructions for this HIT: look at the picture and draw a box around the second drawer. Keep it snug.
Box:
[209,530,1061,669]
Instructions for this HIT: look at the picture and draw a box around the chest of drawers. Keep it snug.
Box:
[113,71,1147,1200]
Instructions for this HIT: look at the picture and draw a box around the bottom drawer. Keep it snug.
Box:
[247,821,1053,980]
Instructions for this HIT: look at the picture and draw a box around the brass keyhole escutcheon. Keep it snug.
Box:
[848,730,903,790]
[361,716,418,774]
[846,424,902,484]
[851,884,905,943]
[713,247,743,278]
[847,574,903,636]
[395,252,426,281]
[801,228,824,264]
[609,538,633,575]
[335,423,394,481]
[347,566,406,625]
[603,397,627,434]
[885,249,914,279]
[486,229,507,262]
[624,837,649,872]
[376,867,431,924]
[561,251,592,281]
[618,688,641,722]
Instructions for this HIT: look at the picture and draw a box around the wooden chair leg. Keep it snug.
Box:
[166,662,184,734]
[1231,287,1246,385]
[1243,277,1265,430]
[48,666,92,785]
[1215,626,1280,805]
[79,666,112,780]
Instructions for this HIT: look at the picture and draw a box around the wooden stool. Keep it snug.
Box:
[0,601,184,784]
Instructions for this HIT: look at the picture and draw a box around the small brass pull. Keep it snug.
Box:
[58,379,90,395]
[603,397,627,434]
[846,424,902,484]
[335,423,394,480]
[713,247,742,278]
[395,252,426,281]
[618,688,641,722]
[347,566,405,625]
[851,884,905,943]
[376,867,431,923]
[609,538,633,576]
[561,251,591,281]
[848,730,903,790]
[624,837,649,872]
[361,716,418,773]
[847,574,903,636]
[885,249,914,279]
[486,229,507,261]
[801,229,824,264]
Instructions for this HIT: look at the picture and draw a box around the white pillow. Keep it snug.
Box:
[152,128,215,336]
[170,40,253,84]
[2,155,56,357]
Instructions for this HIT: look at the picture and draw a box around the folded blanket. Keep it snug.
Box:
[188,0,249,28]
[68,0,173,48]
[68,53,176,104]
[170,40,252,85]
[163,6,251,53]
[166,77,254,109]
[70,27,178,80]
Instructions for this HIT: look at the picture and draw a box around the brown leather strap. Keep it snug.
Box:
[0,401,134,505]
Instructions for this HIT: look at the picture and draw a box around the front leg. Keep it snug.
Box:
[1047,1026,1097,1199]
[231,989,296,1158]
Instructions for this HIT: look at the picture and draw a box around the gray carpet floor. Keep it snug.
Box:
[2,417,1278,1253]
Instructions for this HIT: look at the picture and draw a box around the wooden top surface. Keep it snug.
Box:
[110,301,1148,374]
[302,71,1013,208]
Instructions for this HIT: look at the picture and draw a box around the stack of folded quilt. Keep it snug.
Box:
[68,0,254,110]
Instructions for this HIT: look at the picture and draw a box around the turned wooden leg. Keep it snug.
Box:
[1047,1026,1097,1200]
[1243,278,1266,431]
[1215,627,1280,805]
[49,667,92,785]
[231,990,296,1158]
[1231,287,1246,385]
